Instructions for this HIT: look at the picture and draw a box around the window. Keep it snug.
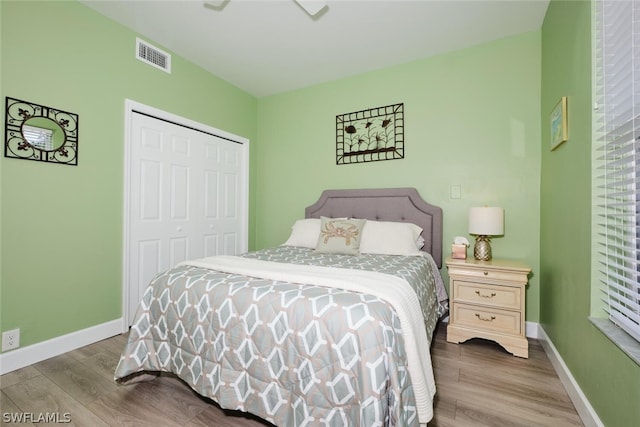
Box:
[594,0,640,343]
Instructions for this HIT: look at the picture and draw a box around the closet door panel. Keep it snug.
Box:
[127,112,244,321]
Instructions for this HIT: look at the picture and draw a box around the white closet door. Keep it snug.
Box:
[202,136,244,257]
[127,111,245,321]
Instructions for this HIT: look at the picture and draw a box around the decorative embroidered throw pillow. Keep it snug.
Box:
[315,217,366,255]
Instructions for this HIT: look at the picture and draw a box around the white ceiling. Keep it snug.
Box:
[80,0,550,98]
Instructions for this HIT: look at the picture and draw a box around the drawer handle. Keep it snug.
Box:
[475,313,496,322]
[475,290,497,298]
[483,271,488,276]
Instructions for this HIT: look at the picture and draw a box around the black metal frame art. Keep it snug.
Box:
[336,103,404,165]
[5,97,79,166]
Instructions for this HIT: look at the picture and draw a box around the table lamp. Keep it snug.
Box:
[468,207,504,261]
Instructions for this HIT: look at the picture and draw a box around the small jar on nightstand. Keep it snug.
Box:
[445,256,531,358]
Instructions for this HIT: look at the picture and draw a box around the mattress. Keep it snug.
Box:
[114,246,447,426]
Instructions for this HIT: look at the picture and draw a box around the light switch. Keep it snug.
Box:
[450,185,461,199]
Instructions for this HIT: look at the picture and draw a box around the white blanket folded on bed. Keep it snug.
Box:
[181,255,436,424]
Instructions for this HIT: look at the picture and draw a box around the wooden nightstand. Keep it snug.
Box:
[445,256,531,358]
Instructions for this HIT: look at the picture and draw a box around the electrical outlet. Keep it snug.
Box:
[2,329,20,351]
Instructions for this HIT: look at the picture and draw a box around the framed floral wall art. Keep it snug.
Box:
[336,103,404,164]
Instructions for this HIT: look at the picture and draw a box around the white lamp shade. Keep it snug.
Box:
[468,207,504,236]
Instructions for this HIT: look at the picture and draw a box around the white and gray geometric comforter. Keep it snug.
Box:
[114,246,447,427]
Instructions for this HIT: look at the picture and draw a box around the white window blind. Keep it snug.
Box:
[22,125,54,151]
[595,0,640,343]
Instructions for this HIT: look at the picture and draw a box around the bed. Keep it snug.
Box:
[114,187,447,426]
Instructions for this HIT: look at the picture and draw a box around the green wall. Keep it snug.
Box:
[540,1,640,426]
[256,31,542,321]
[0,0,257,348]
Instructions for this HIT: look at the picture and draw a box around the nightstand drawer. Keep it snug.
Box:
[453,280,522,310]
[448,266,527,284]
[452,304,521,335]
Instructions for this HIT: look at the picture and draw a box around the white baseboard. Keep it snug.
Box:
[525,321,539,338]
[0,318,124,375]
[537,325,604,427]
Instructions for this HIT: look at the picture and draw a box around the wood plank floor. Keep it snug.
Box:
[1,323,583,426]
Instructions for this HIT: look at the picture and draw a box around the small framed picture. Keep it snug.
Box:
[550,96,568,151]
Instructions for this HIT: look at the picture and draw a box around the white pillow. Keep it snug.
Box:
[283,218,321,248]
[359,220,423,256]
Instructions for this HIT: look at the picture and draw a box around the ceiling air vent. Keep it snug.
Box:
[136,38,171,73]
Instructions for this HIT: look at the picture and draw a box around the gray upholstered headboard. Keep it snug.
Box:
[305,188,443,268]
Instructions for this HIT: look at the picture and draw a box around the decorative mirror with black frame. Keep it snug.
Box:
[5,97,79,166]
